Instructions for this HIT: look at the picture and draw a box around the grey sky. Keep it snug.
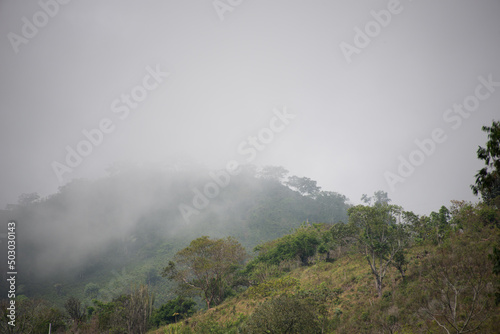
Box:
[1,0,499,215]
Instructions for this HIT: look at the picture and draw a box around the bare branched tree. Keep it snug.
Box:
[125,284,154,334]
[419,243,494,333]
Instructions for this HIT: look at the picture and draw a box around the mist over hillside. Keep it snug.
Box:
[1,1,499,332]
[0,164,350,298]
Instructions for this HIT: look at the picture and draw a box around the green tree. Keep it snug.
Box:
[258,165,289,182]
[471,120,500,202]
[161,236,247,308]
[315,191,350,223]
[0,298,66,334]
[250,225,321,267]
[402,210,432,244]
[286,175,321,197]
[361,191,391,206]
[150,296,196,327]
[64,296,86,324]
[391,249,408,280]
[91,295,129,333]
[429,205,451,244]
[348,203,407,297]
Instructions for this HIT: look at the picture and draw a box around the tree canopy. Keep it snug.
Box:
[286,176,321,197]
[347,195,408,297]
[161,236,247,308]
[471,120,500,202]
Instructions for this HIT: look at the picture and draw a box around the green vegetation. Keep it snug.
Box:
[247,223,324,267]
[149,296,196,328]
[471,120,500,202]
[161,236,247,308]
[1,120,499,333]
[154,199,499,333]
[0,298,66,334]
[347,201,408,297]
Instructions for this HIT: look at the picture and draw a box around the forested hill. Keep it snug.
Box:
[0,164,350,303]
[1,121,499,333]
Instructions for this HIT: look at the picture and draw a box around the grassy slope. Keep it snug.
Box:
[151,235,500,334]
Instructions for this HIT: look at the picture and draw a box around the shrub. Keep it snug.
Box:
[243,294,322,333]
[150,296,196,328]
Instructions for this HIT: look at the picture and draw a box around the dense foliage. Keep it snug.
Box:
[149,296,196,328]
[156,198,499,334]
[161,236,247,308]
[471,120,500,202]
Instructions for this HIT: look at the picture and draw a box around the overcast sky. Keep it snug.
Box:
[1,0,499,215]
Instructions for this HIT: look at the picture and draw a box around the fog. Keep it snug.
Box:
[1,0,500,217]
[0,162,350,280]
[2,165,198,277]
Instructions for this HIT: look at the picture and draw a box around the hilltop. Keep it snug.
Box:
[0,164,350,309]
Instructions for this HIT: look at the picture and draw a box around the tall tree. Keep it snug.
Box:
[428,206,451,244]
[471,120,500,202]
[286,176,321,197]
[373,190,391,205]
[348,203,407,297]
[161,236,247,308]
[420,243,494,333]
[125,285,154,334]
[259,165,289,183]
[361,191,391,206]
[64,297,85,324]
[315,191,350,223]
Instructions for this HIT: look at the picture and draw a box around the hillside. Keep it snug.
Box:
[0,164,350,309]
[1,131,500,333]
[151,199,500,333]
